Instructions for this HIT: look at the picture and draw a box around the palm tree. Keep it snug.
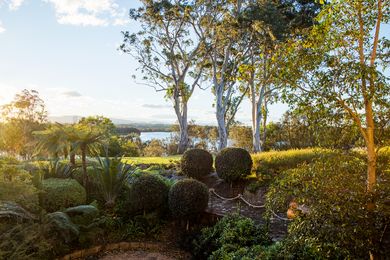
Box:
[95,157,135,209]
[66,125,105,188]
[33,123,69,159]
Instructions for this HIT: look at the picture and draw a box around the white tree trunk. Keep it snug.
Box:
[174,91,189,154]
[216,83,228,151]
[251,84,265,153]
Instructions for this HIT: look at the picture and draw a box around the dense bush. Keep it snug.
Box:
[0,163,39,211]
[128,174,169,214]
[192,214,271,259]
[215,148,252,182]
[143,139,165,157]
[168,179,209,218]
[181,149,213,179]
[252,148,333,177]
[40,178,86,212]
[94,157,135,209]
[265,154,390,258]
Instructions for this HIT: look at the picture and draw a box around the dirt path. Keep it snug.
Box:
[99,249,190,260]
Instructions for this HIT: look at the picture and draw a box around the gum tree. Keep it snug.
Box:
[121,0,207,154]
[238,0,323,152]
[197,0,250,150]
[282,0,389,209]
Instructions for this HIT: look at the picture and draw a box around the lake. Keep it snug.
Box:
[140,132,173,142]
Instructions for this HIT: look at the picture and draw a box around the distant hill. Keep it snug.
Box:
[48,115,135,124]
[48,115,173,132]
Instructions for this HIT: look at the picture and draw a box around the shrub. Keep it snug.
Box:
[265,154,390,259]
[143,139,165,157]
[0,164,39,211]
[252,148,333,176]
[168,179,209,218]
[215,147,253,182]
[128,174,169,214]
[181,149,213,179]
[94,157,135,209]
[40,178,86,212]
[192,214,271,259]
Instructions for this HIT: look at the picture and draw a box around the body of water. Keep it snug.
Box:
[140,132,173,142]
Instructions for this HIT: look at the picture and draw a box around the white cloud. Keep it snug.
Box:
[45,0,128,26]
[0,21,5,33]
[8,0,24,10]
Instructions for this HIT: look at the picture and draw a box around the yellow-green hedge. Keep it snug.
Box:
[252,148,334,176]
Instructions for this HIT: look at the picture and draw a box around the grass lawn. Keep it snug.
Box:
[122,155,181,165]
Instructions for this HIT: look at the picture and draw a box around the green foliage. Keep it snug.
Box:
[215,148,253,182]
[0,89,47,158]
[45,212,80,243]
[266,154,390,258]
[0,222,65,260]
[122,155,181,166]
[230,126,253,151]
[121,139,141,157]
[168,179,209,219]
[41,159,76,179]
[143,139,165,157]
[192,214,271,260]
[0,163,39,211]
[40,178,86,212]
[94,157,135,209]
[181,149,213,179]
[252,148,333,176]
[0,201,37,222]
[128,173,169,214]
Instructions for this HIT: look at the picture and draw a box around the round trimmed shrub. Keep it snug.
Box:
[168,179,209,218]
[215,148,253,182]
[40,178,86,212]
[181,149,213,179]
[128,174,169,213]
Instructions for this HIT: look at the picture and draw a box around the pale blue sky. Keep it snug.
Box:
[0,1,387,125]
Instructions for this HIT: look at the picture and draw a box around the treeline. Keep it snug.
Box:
[116,123,173,133]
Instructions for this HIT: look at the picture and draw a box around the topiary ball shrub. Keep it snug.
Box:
[168,179,209,218]
[40,178,86,212]
[128,174,169,214]
[215,148,253,182]
[181,149,213,179]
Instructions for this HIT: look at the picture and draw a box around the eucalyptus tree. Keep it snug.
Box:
[238,0,324,152]
[121,0,208,154]
[197,0,251,150]
[281,0,389,212]
[0,89,47,158]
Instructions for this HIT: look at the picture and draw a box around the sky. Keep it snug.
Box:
[2,1,387,126]
[0,0,291,125]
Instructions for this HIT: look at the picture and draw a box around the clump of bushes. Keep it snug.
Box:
[192,214,271,259]
[128,174,169,214]
[252,148,333,176]
[215,147,252,182]
[168,179,209,218]
[40,178,86,212]
[265,154,390,259]
[181,149,213,179]
[0,163,39,211]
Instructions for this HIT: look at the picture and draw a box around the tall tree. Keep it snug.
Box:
[281,0,389,222]
[121,0,207,154]
[238,0,323,152]
[0,89,47,158]
[199,0,250,150]
[66,124,105,188]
